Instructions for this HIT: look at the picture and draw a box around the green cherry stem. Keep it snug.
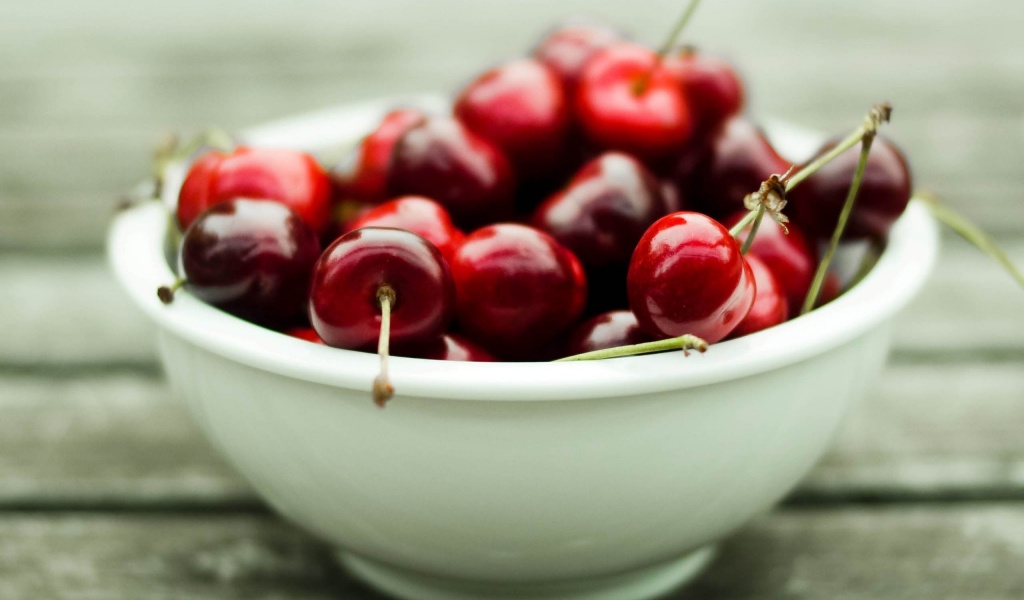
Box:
[555,334,709,362]
[157,278,186,305]
[739,204,766,255]
[800,134,876,315]
[633,0,703,94]
[372,284,397,408]
[728,209,757,238]
[784,103,891,193]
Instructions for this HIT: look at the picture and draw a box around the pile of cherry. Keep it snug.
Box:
[160,19,915,405]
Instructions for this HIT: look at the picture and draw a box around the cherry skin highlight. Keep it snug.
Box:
[177,199,321,327]
[331,108,427,202]
[576,43,694,162]
[532,20,623,93]
[454,59,571,180]
[343,196,463,264]
[627,211,755,343]
[562,310,652,356]
[177,146,332,235]
[388,116,516,228]
[728,255,788,339]
[309,227,454,351]
[451,224,587,360]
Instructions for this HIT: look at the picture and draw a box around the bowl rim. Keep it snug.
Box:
[108,96,940,402]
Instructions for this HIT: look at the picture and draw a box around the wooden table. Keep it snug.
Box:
[2,0,1022,597]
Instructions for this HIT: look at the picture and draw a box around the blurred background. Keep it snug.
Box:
[1,0,1022,596]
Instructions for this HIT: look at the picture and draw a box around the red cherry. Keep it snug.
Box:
[723,211,816,318]
[664,48,744,131]
[177,146,332,235]
[309,227,454,351]
[728,255,787,339]
[563,310,652,356]
[331,108,426,202]
[576,43,694,161]
[287,327,326,345]
[167,199,321,327]
[388,116,516,228]
[451,224,587,360]
[399,333,496,362]
[531,152,666,268]
[344,196,463,264]
[788,135,913,241]
[532,21,623,92]
[454,59,571,180]
[627,211,755,343]
[678,117,790,219]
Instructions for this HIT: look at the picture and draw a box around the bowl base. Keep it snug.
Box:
[336,546,716,600]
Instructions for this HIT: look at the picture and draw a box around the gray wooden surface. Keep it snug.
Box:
[1,0,1023,596]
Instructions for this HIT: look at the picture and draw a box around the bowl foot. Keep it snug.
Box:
[336,546,716,600]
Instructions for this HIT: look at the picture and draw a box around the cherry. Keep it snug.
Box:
[562,310,652,357]
[451,224,587,360]
[343,196,463,264]
[723,211,815,318]
[388,116,516,228]
[177,146,332,235]
[628,211,755,343]
[454,59,571,180]
[331,108,426,202]
[787,135,913,241]
[160,199,321,328]
[575,43,694,162]
[728,255,787,339]
[678,117,790,219]
[532,20,623,93]
[287,327,326,344]
[664,47,744,132]
[399,333,496,362]
[531,152,666,268]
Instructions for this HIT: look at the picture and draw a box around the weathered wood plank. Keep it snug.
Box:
[1,360,1021,508]
[0,505,1022,599]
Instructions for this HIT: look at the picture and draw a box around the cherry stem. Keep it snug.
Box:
[800,133,876,315]
[633,0,703,95]
[372,284,397,408]
[555,334,709,362]
[157,278,186,304]
[728,209,758,238]
[739,204,766,255]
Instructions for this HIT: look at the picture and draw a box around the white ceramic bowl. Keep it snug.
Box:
[109,97,939,600]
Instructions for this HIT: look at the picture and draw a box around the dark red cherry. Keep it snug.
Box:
[177,146,332,235]
[531,152,666,268]
[680,117,790,219]
[664,47,744,131]
[287,327,326,345]
[399,333,496,362]
[451,224,587,360]
[728,255,787,339]
[173,199,321,327]
[723,211,816,318]
[563,310,652,356]
[576,43,694,162]
[454,59,571,180]
[788,135,913,241]
[344,196,463,264]
[532,21,623,92]
[331,108,427,202]
[628,211,755,343]
[309,227,454,351]
[388,116,516,228]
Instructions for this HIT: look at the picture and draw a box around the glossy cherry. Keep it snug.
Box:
[399,333,496,362]
[664,47,744,132]
[531,152,666,268]
[678,117,790,219]
[728,255,787,338]
[451,224,587,360]
[164,199,321,327]
[454,59,571,180]
[177,146,332,235]
[576,43,694,161]
[723,211,816,318]
[562,310,652,357]
[343,196,463,264]
[532,20,623,93]
[331,108,426,202]
[309,227,454,351]
[388,116,516,228]
[627,211,755,343]
[787,135,913,241]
